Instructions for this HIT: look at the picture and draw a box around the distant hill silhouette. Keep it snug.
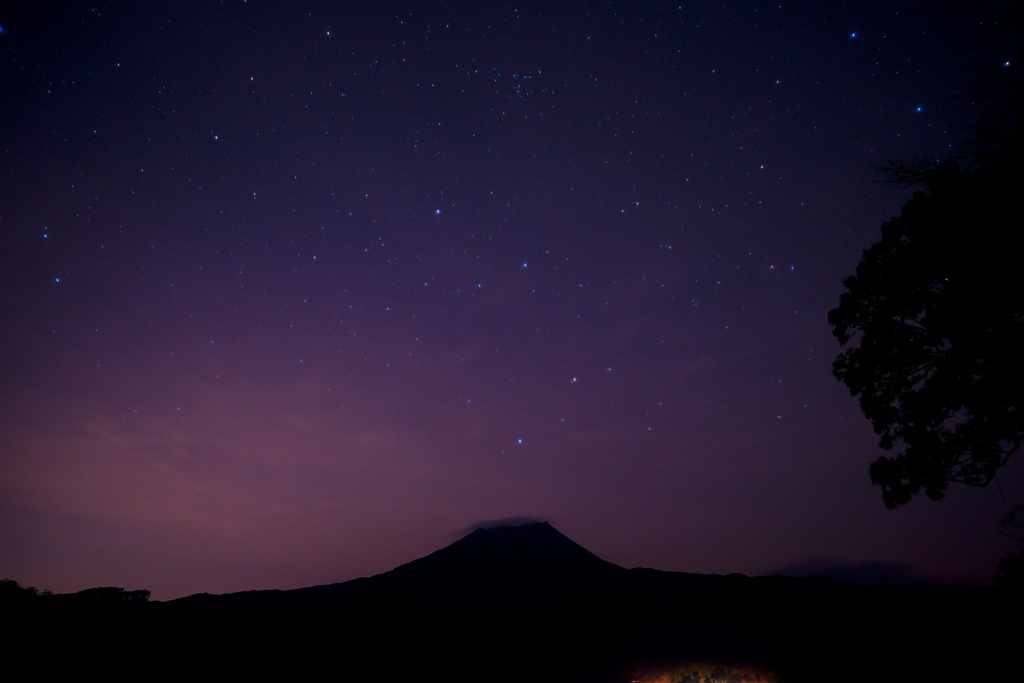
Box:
[768,559,933,586]
[5,521,1019,683]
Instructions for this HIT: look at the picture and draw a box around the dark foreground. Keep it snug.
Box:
[4,523,1018,682]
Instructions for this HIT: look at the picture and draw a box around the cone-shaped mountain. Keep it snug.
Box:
[382,521,624,583]
[295,521,624,597]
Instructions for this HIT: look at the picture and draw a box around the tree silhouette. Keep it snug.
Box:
[997,504,1024,591]
[0,578,39,602]
[829,74,1022,508]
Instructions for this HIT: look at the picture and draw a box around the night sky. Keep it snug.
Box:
[2,1,1021,600]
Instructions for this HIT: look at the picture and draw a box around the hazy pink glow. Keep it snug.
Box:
[3,350,1018,598]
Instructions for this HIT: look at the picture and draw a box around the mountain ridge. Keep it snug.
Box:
[8,521,1015,683]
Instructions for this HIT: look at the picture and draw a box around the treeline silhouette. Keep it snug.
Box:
[3,524,1019,682]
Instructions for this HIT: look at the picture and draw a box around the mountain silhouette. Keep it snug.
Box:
[388,521,624,578]
[298,521,624,598]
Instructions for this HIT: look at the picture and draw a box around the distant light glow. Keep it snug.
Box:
[632,663,776,683]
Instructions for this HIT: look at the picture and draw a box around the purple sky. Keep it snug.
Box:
[1,1,1021,600]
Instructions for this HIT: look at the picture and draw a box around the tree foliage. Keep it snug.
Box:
[829,76,1023,508]
[75,586,151,602]
[0,578,40,602]
[997,503,1024,591]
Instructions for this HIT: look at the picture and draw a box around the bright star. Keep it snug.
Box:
[850,32,856,38]
[435,209,441,215]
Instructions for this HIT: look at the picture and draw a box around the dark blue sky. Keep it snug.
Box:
[1,1,1020,598]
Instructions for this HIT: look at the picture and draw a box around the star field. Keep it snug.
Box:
[1,1,1020,598]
